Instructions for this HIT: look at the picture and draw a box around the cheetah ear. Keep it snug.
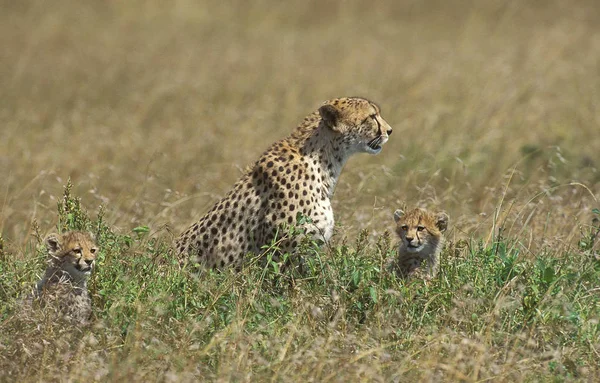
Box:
[319,104,343,132]
[393,209,405,223]
[435,212,449,232]
[45,233,62,254]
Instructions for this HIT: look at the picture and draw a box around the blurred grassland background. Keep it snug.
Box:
[1,0,600,381]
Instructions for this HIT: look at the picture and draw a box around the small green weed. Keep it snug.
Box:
[2,186,600,381]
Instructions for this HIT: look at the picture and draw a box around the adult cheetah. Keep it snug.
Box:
[176,97,393,270]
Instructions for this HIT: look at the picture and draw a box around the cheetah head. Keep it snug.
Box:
[394,208,448,253]
[45,231,98,279]
[319,97,393,155]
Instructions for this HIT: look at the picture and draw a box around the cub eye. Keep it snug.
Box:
[401,225,408,231]
[417,226,425,232]
[90,248,98,254]
[73,248,82,255]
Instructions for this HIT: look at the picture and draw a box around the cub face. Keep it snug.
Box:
[319,98,393,155]
[45,231,98,278]
[393,208,449,253]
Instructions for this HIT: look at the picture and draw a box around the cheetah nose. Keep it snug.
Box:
[84,259,94,266]
[405,236,414,242]
[387,128,392,136]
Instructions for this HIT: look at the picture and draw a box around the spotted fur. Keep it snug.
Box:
[176,97,393,270]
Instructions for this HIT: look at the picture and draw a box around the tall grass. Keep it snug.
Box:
[1,0,599,381]
[1,182,599,381]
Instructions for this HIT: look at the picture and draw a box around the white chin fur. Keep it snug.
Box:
[365,145,383,155]
[406,245,424,253]
[65,264,92,278]
[364,136,388,155]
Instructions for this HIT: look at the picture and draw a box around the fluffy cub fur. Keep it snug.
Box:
[391,208,448,279]
[29,231,98,324]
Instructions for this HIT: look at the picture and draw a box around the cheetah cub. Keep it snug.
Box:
[391,208,449,279]
[29,231,98,324]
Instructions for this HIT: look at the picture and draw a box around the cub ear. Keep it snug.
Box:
[45,233,62,254]
[319,104,342,132]
[435,212,449,232]
[393,209,405,223]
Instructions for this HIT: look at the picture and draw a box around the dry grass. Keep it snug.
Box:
[1,0,600,381]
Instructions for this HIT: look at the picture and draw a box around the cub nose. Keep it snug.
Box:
[387,128,392,135]
[84,259,94,266]
[405,236,414,242]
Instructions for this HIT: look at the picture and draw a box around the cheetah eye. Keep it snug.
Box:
[73,248,82,255]
[417,226,425,232]
[362,114,378,124]
[90,248,97,254]
[401,225,408,231]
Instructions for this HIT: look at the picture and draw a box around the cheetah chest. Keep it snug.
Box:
[304,198,335,243]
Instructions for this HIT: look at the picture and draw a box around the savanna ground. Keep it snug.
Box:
[1,0,600,381]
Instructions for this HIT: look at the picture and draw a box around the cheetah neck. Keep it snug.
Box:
[298,127,351,199]
[38,265,89,291]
